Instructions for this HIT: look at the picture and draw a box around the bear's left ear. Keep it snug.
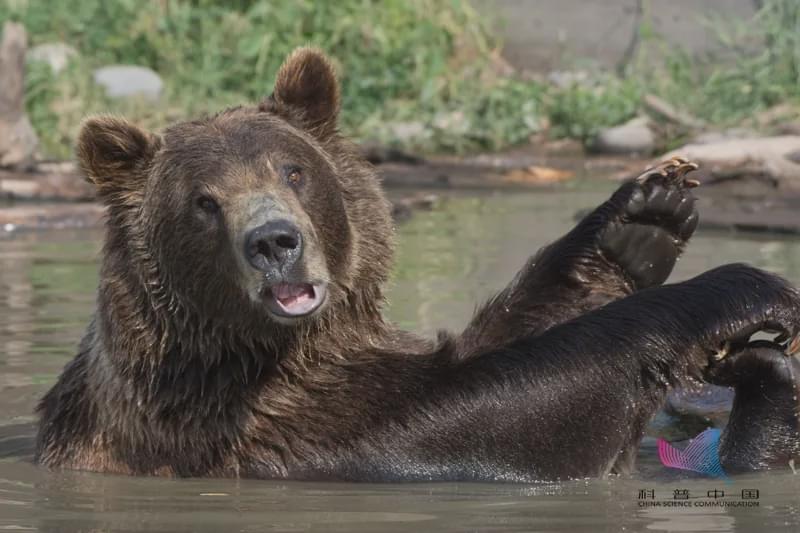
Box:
[76,116,161,208]
[261,47,340,138]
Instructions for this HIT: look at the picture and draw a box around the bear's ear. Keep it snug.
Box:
[262,47,340,138]
[76,116,160,207]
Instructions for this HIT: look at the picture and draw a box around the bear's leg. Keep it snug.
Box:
[345,264,800,482]
[489,263,800,479]
[704,340,800,472]
[456,159,699,358]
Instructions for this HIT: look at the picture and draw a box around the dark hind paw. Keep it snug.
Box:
[600,158,700,289]
[704,338,800,471]
[704,338,800,388]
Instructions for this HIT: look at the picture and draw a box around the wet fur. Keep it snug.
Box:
[35,48,800,481]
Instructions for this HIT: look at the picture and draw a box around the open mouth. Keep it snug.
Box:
[264,282,327,318]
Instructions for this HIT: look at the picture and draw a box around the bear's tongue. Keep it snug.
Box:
[271,283,317,315]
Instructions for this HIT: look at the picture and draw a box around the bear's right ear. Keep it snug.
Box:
[261,47,340,139]
[76,116,161,207]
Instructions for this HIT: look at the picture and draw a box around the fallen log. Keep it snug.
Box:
[0,22,38,168]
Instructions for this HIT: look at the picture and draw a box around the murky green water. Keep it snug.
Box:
[1,185,799,531]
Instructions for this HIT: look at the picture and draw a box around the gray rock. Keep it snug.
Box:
[591,116,655,155]
[93,65,163,100]
[27,42,77,74]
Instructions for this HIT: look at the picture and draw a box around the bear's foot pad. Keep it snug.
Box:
[601,158,700,289]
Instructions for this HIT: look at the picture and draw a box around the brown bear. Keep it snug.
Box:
[35,47,800,481]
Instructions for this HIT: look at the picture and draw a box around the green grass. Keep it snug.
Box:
[5,0,539,158]
[3,0,800,158]
[545,75,642,144]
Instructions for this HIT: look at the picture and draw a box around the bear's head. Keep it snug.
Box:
[78,48,394,339]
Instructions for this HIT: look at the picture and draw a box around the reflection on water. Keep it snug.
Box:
[1,185,800,531]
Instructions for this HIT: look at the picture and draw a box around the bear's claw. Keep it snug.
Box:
[790,334,800,355]
[779,331,800,355]
[712,340,732,362]
[635,157,699,186]
[710,322,800,364]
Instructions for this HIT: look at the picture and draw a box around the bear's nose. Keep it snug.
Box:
[245,220,303,273]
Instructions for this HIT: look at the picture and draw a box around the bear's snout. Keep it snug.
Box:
[245,219,303,275]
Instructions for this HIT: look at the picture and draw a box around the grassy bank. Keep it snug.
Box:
[3,0,800,159]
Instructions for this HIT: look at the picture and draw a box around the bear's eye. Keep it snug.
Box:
[197,195,220,214]
[283,166,303,187]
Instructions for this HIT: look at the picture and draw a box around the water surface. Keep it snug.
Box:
[1,184,799,531]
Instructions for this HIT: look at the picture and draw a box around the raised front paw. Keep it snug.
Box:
[600,158,700,289]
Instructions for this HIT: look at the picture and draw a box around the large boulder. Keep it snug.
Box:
[590,116,655,155]
[93,65,164,100]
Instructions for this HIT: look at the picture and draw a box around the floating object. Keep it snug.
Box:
[658,427,727,478]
